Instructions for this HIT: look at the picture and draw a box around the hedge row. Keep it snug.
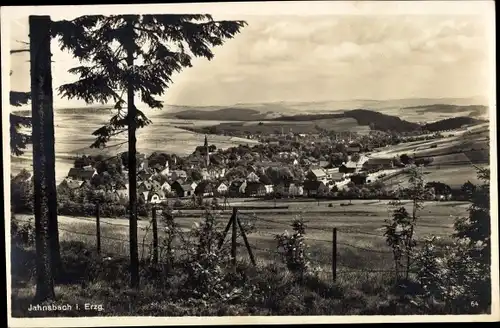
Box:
[57,201,151,218]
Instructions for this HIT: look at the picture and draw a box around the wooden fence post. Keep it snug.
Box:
[332,227,337,282]
[96,202,101,255]
[152,207,158,265]
[231,207,238,267]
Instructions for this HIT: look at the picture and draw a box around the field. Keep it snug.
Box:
[13,199,468,276]
[10,108,258,184]
[381,164,487,189]
[209,117,371,136]
[369,125,489,166]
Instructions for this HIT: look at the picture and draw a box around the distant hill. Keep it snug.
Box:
[404,104,489,119]
[171,107,488,134]
[164,97,488,122]
[344,109,420,132]
[422,117,487,132]
[269,109,420,132]
[172,107,270,121]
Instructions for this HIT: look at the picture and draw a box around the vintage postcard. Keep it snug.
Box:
[2,1,498,326]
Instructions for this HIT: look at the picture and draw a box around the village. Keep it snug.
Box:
[55,130,443,206]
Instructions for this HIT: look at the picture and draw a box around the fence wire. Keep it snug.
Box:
[13,206,397,276]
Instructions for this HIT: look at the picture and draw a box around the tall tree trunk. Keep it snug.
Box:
[30,15,56,302]
[126,20,139,289]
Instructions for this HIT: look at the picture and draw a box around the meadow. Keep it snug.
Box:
[382,164,488,189]
[13,199,468,278]
[207,117,371,136]
[11,197,472,316]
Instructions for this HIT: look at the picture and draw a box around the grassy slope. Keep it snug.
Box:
[11,199,468,316]
[14,200,466,271]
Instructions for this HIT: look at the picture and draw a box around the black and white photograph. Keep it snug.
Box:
[2,1,498,326]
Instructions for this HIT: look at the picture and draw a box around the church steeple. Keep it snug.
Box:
[204,135,210,167]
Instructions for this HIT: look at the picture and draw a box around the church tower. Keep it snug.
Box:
[204,135,210,167]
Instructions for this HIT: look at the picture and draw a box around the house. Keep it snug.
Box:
[215,182,229,196]
[292,159,299,166]
[309,168,327,181]
[346,143,362,154]
[264,184,274,194]
[138,171,153,182]
[146,190,165,204]
[189,181,198,192]
[195,181,214,197]
[67,167,97,181]
[246,172,260,182]
[114,182,128,198]
[303,181,329,197]
[140,191,150,203]
[160,181,171,193]
[329,172,346,182]
[289,183,304,197]
[274,182,290,196]
[58,178,86,191]
[319,160,330,168]
[201,168,211,180]
[307,157,318,164]
[229,180,245,197]
[362,158,395,171]
[160,162,170,176]
[170,170,187,181]
[245,182,266,197]
[171,181,194,198]
[323,168,340,179]
[138,181,153,193]
[339,162,359,174]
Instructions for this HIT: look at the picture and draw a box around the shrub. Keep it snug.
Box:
[411,168,491,314]
[11,216,35,248]
[181,209,235,301]
[275,216,310,279]
[173,199,183,209]
[385,167,428,281]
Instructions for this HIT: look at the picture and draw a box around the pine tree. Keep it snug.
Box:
[10,20,62,288]
[10,94,32,156]
[10,44,32,156]
[52,14,246,288]
[30,15,58,302]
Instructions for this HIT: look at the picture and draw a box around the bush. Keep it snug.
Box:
[173,199,183,209]
[11,216,35,248]
[275,217,310,279]
[181,209,236,301]
[57,201,127,218]
[410,168,491,314]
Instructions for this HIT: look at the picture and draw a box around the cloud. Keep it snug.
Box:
[9,13,492,107]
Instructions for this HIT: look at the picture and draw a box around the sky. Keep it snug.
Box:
[8,11,493,108]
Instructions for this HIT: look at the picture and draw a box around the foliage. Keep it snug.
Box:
[11,174,34,213]
[384,167,428,280]
[411,167,491,314]
[399,154,412,165]
[181,209,234,301]
[52,14,247,149]
[158,209,179,269]
[350,153,361,162]
[9,66,33,156]
[275,216,310,279]
[11,216,36,247]
[384,205,415,280]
